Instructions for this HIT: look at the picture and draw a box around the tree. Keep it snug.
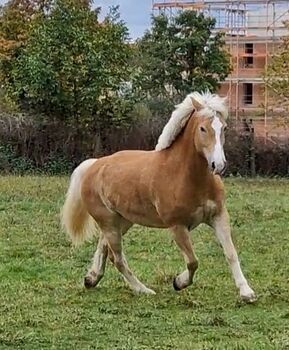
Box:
[1,0,132,127]
[0,0,53,107]
[134,11,231,100]
[0,0,52,56]
[265,21,289,121]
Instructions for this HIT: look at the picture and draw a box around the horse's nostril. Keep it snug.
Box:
[212,161,215,170]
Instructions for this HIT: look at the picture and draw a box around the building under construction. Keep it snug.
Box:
[152,0,289,140]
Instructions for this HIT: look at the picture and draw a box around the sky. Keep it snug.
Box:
[96,1,152,39]
[0,0,152,39]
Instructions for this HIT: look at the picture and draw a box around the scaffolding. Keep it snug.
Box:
[152,0,289,140]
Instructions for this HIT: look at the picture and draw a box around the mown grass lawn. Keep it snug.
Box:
[0,176,289,350]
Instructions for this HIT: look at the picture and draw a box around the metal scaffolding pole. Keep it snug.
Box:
[152,0,289,123]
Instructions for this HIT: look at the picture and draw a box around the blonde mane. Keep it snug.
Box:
[155,91,228,151]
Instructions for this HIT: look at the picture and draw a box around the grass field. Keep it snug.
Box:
[0,176,289,349]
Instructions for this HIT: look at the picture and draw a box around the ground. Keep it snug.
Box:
[0,176,289,350]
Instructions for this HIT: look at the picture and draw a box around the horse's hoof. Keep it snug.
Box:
[240,286,257,303]
[173,276,182,291]
[240,293,257,304]
[140,287,156,295]
[84,276,97,289]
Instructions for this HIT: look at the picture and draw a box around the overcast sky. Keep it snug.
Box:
[0,0,152,39]
[97,0,151,39]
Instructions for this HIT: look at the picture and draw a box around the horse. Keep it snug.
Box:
[61,91,256,302]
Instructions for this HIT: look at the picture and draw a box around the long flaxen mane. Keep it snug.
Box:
[155,91,228,151]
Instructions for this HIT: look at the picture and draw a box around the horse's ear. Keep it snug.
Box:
[190,96,202,111]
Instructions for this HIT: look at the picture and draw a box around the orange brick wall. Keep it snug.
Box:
[219,82,265,114]
[218,40,276,116]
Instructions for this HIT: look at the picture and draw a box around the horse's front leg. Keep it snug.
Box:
[170,225,199,291]
[212,207,256,302]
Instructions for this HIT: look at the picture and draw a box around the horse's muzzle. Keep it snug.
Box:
[213,162,227,176]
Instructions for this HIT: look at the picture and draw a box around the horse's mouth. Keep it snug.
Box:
[213,164,227,176]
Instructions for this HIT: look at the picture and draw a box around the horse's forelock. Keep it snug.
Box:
[190,91,228,119]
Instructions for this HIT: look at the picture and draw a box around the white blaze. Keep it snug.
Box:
[211,115,226,172]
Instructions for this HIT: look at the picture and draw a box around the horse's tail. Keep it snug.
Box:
[61,158,97,246]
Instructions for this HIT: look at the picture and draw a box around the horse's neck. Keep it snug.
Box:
[165,116,211,185]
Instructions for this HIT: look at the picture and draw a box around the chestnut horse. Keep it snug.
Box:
[61,91,256,302]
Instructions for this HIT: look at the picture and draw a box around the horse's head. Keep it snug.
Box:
[155,91,228,175]
[192,95,227,175]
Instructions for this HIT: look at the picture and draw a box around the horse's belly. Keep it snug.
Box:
[116,205,167,228]
[157,201,216,228]
[106,190,167,228]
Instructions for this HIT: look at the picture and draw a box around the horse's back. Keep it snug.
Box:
[84,149,156,181]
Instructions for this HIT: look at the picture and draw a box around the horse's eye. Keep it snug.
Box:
[200,126,206,133]
[224,126,227,132]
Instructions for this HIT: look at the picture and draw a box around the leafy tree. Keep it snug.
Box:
[0,0,52,56]
[134,11,231,100]
[0,0,53,107]
[1,0,132,127]
[265,21,289,120]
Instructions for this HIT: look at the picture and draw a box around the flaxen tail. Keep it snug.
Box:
[61,158,97,245]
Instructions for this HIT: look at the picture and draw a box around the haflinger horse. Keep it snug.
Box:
[61,91,256,302]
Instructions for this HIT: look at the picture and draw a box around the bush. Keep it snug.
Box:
[255,141,289,176]
[1,107,289,176]
[0,144,35,174]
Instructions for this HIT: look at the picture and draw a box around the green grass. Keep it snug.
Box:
[0,176,289,350]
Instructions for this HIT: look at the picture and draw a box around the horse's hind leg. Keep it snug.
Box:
[103,225,156,295]
[84,235,108,288]
[170,225,199,291]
